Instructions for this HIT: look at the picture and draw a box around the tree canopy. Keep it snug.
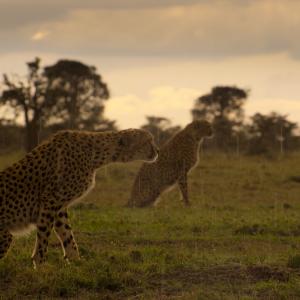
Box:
[44,59,110,130]
[0,58,113,151]
[141,116,181,146]
[192,86,249,151]
[248,112,298,154]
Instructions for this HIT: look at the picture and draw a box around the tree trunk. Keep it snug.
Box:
[25,120,40,152]
[22,100,41,152]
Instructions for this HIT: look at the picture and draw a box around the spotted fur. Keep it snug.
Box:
[127,120,213,207]
[0,129,158,267]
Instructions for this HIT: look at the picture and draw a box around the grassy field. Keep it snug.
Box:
[1,151,300,299]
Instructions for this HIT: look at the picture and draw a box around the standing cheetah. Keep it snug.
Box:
[127,120,213,207]
[0,129,158,267]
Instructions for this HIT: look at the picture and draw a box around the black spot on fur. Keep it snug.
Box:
[55,220,63,227]
[38,226,47,232]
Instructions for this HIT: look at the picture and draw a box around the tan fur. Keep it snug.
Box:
[0,129,158,267]
[127,120,212,207]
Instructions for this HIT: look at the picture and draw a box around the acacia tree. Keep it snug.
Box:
[1,58,50,151]
[0,58,111,151]
[44,60,111,130]
[141,116,181,146]
[192,86,248,151]
[248,112,298,154]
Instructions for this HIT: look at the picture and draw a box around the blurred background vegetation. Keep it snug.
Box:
[0,57,299,155]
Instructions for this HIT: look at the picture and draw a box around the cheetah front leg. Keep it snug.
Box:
[54,208,80,262]
[0,229,13,259]
[178,173,190,206]
[32,206,55,268]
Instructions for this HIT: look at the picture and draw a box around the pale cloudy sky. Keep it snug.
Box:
[0,0,300,128]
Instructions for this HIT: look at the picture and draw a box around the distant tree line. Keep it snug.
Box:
[141,86,299,155]
[0,58,115,152]
[140,116,181,147]
[191,86,299,155]
[0,58,299,155]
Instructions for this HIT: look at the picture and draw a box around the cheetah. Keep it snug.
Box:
[0,129,158,267]
[127,120,213,207]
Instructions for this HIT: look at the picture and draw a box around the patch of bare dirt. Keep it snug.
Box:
[147,264,292,296]
[247,265,290,282]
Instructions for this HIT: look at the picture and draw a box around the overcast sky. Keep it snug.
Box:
[1,0,300,128]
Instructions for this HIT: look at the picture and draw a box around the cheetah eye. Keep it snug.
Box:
[118,137,125,147]
[118,135,133,148]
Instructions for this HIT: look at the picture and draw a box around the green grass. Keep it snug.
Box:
[1,152,300,299]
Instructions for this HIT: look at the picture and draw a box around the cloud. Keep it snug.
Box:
[0,0,202,29]
[245,99,300,124]
[31,30,50,41]
[1,0,300,59]
[106,85,300,130]
[1,52,300,130]
[102,52,300,103]
[105,86,200,128]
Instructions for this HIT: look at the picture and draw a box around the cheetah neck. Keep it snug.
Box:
[184,130,203,144]
[92,132,119,168]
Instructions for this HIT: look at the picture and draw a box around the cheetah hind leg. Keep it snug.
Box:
[54,208,80,262]
[139,190,161,207]
[0,229,13,259]
[178,173,190,206]
[127,187,158,208]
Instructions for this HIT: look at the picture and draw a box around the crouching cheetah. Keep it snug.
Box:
[127,120,213,207]
[0,129,158,267]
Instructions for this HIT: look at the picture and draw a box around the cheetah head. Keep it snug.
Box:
[112,129,159,163]
[188,120,213,140]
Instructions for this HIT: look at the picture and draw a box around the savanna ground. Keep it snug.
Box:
[1,151,300,299]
